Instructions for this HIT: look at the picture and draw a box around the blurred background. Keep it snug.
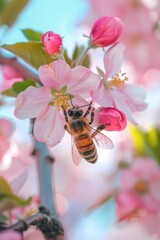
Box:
[0,0,160,240]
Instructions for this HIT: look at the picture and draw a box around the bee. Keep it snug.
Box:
[62,102,113,165]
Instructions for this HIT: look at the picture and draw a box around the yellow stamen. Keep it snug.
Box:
[104,71,128,89]
[134,181,148,194]
[49,88,71,110]
[23,208,39,218]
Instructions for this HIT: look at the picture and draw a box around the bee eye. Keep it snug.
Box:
[75,110,83,117]
[68,109,73,116]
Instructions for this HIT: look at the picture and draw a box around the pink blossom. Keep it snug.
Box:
[14,60,100,147]
[116,192,141,221]
[89,16,123,48]
[107,222,158,240]
[97,107,127,131]
[0,230,22,240]
[0,118,13,160]
[118,158,160,214]
[42,31,62,55]
[91,42,148,124]
[1,64,22,80]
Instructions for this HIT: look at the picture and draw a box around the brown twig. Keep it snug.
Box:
[6,206,64,240]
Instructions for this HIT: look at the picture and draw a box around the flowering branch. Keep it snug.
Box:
[7,206,64,240]
[34,140,59,220]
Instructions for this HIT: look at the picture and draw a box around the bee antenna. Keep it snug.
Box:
[70,95,75,108]
[78,102,92,108]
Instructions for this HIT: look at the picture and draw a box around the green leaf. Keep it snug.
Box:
[71,45,91,68]
[0,215,8,222]
[22,29,42,41]
[129,126,160,164]
[12,79,36,94]
[0,193,31,212]
[1,42,54,69]
[1,88,17,97]
[0,176,12,194]
[0,0,29,27]
[0,176,31,213]
[0,0,5,13]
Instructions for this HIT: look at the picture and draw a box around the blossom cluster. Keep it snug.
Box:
[11,16,147,148]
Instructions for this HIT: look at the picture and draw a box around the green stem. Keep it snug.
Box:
[77,46,90,65]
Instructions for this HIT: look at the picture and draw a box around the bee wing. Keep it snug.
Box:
[86,124,114,149]
[92,131,114,149]
[71,137,83,165]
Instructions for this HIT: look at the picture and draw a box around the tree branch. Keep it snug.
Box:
[6,206,64,240]
[34,140,59,220]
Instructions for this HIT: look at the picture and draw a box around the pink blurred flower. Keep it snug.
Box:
[107,222,158,240]
[42,31,62,55]
[116,192,141,221]
[118,158,160,215]
[1,64,22,80]
[91,42,148,124]
[0,118,13,160]
[89,16,123,48]
[97,107,127,131]
[0,230,22,240]
[14,60,100,147]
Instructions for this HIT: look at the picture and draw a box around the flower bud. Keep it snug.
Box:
[98,107,127,131]
[89,16,123,48]
[42,31,62,55]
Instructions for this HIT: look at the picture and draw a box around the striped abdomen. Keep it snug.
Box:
[75,133,98,163]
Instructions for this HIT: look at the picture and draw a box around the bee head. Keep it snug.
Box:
[68,108,83,118]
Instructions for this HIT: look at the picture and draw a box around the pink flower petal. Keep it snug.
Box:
[14,86,52,119]
[0,119,13,137]
[38,60,71,89]
[104,42,125,78]
[0,136,10,160]
[68,66,100,98]
[0,230,22,240]
[116,192,141,220]
[120,170,138,191]
[121,84,148,112]
[34,106,65,147]
[110,89,138,124]
[91,81,113,106]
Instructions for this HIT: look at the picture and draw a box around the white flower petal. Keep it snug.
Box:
[34,106,65,147]
[104,42,125,78]
[14,86,52,119]
[68,66,100,98]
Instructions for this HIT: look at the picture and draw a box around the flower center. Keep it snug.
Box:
[103,71,128,89]
[49,85,72,110]
[134,181,148,194]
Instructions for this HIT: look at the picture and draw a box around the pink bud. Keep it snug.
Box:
[42,31,62,55]
[98,107,127,131]
[90,16,123,48]
[0,230,22,240]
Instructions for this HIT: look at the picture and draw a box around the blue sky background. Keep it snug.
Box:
[2,0,89,45]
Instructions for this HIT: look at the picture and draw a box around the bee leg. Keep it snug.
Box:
[83,101,92,117]
[62,106,68,122]
[92,125,106,138]
[89,107,95,124]
[64,124,70,134]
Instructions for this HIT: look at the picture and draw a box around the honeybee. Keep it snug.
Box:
[63,102,114,165]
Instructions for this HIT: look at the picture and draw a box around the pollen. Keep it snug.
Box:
[104,71,128,89]
[49,89,70,110]
[134,181,148,194]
